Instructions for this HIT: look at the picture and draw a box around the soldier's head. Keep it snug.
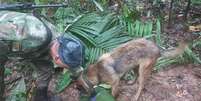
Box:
[50,36,85,69]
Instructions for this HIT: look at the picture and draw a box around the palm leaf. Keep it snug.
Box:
[139,22,145,37]
[156,19,161,45]
[147,20,153,35]
[134,20,140,36]
[64,13,102,46]
[95,25,124,43]
[100,35,131,50]
[86,47,107,64]
[67,27,97,46]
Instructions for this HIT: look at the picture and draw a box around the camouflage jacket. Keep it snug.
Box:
[0,11,60,59]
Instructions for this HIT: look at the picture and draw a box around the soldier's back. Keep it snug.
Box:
[0,11,60,59]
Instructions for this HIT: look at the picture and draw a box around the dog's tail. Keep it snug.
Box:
[161,40,188,58]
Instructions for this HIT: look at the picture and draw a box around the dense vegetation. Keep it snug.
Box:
[1,0,201,101]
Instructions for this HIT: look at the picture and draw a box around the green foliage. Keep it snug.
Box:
[155,57,181,70]
[6,78,26,101]
[55,70,72,93]
[124,17,163,47]
[156,19,161,45]
[126,20,154,37]
[80,87,115,101]
[94,87,115,101]
[80,86,115,101]
[53,6,82,32]
[64,13,100,47]
[86,47,107,63]
[192,0,201,4]
[184,38,201,64]
[80,95,91,101]
[4,68,12,76]
[182,47,201,64]
[121,4,162,42]
[97,84,111,89]
[122,4,141,22]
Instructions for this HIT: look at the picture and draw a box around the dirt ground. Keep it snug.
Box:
[52,64,201,101]
[117,64,201,101]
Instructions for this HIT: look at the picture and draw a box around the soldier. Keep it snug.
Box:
[0,11,84,101]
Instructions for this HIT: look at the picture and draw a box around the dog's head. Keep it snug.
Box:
[77,64,99,94]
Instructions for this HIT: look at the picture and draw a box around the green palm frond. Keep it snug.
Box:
[133,20,140,37]
[98,35,131,50]
[91,14,118,33]
[64,13,101,47]
[126,20,154,38]
[156,19,161,45]
[86,15,131,64]
[86,47,107,64]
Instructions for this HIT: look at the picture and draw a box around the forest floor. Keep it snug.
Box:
[50,64,201,101]
[117,64,201,101]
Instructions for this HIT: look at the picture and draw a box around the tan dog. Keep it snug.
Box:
[77,38,188,101]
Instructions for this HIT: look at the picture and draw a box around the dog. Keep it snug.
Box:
[77,38,188,101]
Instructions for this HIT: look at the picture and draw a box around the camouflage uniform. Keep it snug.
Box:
[0,11,60,101]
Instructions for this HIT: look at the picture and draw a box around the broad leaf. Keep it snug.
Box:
[55,70,72,93]
[93,87,115,101]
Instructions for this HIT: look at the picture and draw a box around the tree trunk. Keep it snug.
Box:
[168,0,174,27]
[184,0,191,21]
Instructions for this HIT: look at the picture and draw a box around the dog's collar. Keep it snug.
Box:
[80,70,95,93]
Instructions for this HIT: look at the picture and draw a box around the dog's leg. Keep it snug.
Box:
[110,74,120,97]
[102,61,120,97]
[134,60,154,101]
